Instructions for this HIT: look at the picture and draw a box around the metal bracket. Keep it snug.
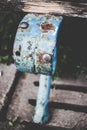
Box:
[13,14,63,124]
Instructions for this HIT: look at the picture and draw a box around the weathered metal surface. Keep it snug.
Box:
[0,64,16,110]
[33,75,52,124]
[13,13,63,75]
[13,13,63,124]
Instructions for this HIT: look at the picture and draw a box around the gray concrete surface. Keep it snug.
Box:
[0,63,87,129]
[0,64,16,110]
[7,73,39,122]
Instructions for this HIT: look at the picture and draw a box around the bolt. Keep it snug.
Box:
[43,54,51,63]
[19,22,29,29]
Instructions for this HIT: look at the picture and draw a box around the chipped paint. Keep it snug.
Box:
[40,22,56,33]
[13,13,63,75]
[13,13,63,124]
[33,75,52,124]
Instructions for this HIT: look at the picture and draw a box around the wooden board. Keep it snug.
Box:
[0,64,16,111]
[0,0,87,18]
[0,64,87,128]
[7,73,39,122]
[7,73,87,129]
[48,109,87,129]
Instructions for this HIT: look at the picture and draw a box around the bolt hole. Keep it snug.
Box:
[15,51,20,56]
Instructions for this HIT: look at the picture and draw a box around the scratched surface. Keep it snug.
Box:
[13,14,63,75]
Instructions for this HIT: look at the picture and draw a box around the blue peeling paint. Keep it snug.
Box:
[13,14,63,75]
[33,75,52,124]
[13,14,63,124]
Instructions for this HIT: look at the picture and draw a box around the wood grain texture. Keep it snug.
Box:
[0,0,87,18]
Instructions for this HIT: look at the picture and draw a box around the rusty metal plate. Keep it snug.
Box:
[13,14,63,75]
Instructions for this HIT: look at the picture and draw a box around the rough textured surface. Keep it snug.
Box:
[13,13,62,75]
[72,114,87,130]
[0,64,87,129]
[48,109,87,129]
[50,89,87,106]
[53,77,87,87]
[0,1,87,18]
[7,73,39,122]
[0,64,16,110]
[7,73,87,129]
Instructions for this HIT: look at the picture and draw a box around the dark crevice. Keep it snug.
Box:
[34,81,39,86]
[28,99,36,106]
[49,102,87,113]
[33,81,87,93]
[28,99,87,113]
[49,0,87,3]
[0,70,23,121]
[22,121,71,130]
[52,84,87,93]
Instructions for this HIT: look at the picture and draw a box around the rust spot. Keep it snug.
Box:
[26,54,32,59]
[37,53,52,64]
[15,45,21,56]
[19,45,22,52]
[21,73,27,79]
[40,22,55,33]
[27,40,32,44]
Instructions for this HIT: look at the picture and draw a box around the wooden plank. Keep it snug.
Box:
[7,73,39,122]
[52,78,87,87]
[1,0,87,2]
[52,78,87,93]
[0,0,87,18]
[7,73,87,129]
[48,109,87,129]
[50,89,87,106]
[0,64,16,111]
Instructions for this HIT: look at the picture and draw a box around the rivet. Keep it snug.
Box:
[43,54,51,63]
[19,22,29,29]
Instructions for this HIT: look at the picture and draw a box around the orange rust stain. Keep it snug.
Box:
[19,45,22,52]
[41,22,55,33]
[37,53,52,64]
[26,54,33,59]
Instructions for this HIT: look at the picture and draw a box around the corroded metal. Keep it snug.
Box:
[33,75,52,124]
[13,14,63,75]
[13,14,63,124]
